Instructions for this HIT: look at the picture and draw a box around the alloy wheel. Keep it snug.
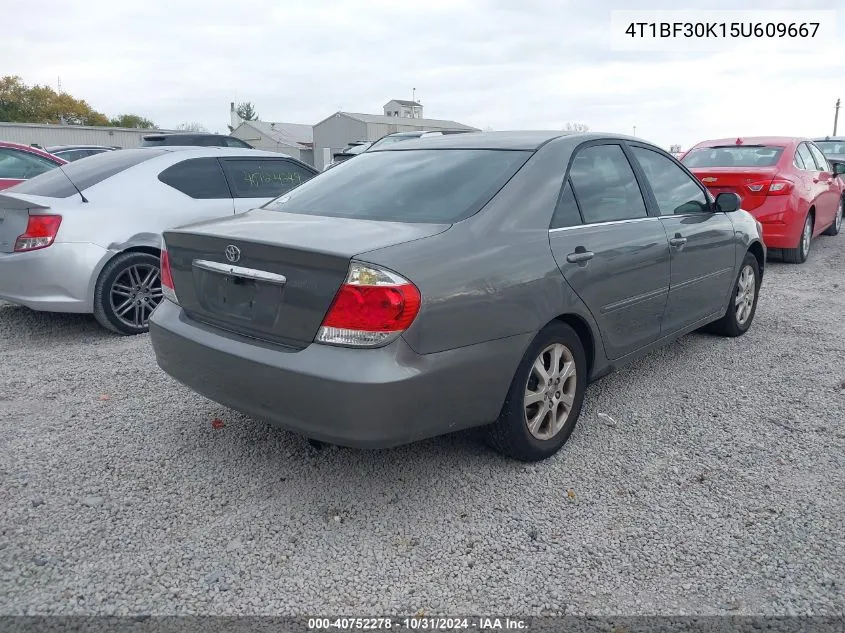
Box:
[109,263,163,329]
[735,264,756,326]
[802,216,812,257]
[523,343,577,441]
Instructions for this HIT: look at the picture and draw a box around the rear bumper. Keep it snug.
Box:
[148,301,532,448]
[0,242,108,312]
[748,198,801,249]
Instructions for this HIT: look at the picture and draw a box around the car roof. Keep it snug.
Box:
[47,144,114,151]
[692,136,804,148]
[0,140,68,162]
[813,136,845,142]
[368,130,635,152]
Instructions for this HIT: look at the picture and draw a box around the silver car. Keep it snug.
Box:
[0,147,317,334]
[149,131,766,461]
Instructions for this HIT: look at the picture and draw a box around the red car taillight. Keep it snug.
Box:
[746,179,793,196]
[14,214,62,252]
[316,262,422,347]
[160,248,179,305]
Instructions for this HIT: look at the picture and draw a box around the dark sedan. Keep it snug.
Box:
[149,131,765,462]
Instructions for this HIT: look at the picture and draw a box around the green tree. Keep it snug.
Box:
[0,75,154,127]
[236,101,258,121]
[110,113,156,129]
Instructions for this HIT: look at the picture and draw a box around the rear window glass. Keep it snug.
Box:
[263,149,532,223]
[816,141,845,156]
[682,146,784,168]
[10,149,167,197]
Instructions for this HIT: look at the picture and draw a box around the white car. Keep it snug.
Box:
[0,146,318,334]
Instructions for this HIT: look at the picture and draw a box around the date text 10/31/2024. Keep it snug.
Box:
[307,617,528,630]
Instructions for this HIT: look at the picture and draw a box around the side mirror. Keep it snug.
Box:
[714,192,741,213]
[831,161,845,176]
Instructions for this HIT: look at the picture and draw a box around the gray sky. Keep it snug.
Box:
[4,0,843,149]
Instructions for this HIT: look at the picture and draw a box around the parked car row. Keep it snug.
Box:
[680,136,844,263]
[1,129,841,462]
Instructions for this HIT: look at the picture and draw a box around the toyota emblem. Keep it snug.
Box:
[225,245,241,263]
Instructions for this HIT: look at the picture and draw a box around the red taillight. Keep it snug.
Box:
[746,179,793,196]
[14,214,62,252]
[160,248,178,305]
[316,262,421,347]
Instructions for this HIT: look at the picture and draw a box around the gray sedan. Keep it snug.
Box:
[149,131,766,462]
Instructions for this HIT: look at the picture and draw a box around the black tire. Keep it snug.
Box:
[822,198,843,236]
[783,212,813,263]
[93,251,163,335]
[706,252,760,337]
[486,322,587,462]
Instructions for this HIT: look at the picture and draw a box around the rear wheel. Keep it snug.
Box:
[486,322,587,462]
[783,212,813,263]
[822,198,843,236]
[706,252,760,337]
[93,251,163,335]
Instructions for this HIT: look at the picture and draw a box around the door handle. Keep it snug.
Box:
[669,236,688,247]
[566,250,594,263]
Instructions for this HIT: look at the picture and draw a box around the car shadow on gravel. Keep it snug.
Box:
[0,303,115,343]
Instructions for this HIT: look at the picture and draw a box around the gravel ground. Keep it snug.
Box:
[1,235,843,617]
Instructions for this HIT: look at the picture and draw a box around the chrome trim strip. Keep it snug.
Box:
[548,216,658,233]
[192,259,287,285]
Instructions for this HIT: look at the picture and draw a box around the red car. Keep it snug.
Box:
[681,137,844,263]
[0,141,67,191]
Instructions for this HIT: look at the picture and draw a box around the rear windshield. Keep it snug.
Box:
[682,146,784,168]
[10,149,167,197]
[816,141,845,156]
[263,149,532,223]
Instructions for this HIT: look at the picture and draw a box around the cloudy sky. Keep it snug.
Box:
[4,0,843,149]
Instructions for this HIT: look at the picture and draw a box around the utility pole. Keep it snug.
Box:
[57,76,62,93]
[835,98,840,136]
[633,125,637,136]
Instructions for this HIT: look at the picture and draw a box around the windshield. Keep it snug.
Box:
[344,143,371,155]
[368,134,422,150]
[263,148,532,223]
[815,141,845,156]
[682,145,784,168]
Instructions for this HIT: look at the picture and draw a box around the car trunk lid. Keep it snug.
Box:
[688,167,779,210]
[0,192,56,253]
[163,209,450,348]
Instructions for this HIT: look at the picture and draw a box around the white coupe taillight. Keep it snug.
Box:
[14,214,62,252]
[316,262,422,348]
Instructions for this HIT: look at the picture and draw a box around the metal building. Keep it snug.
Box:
[312,112,479,170]
[230,120,314,166]
[0,122,176,149]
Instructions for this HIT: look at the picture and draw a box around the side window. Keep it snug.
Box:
[550,179,583,229]
[568,144,647,223]
[221,159,316,198]
[796,144,815,171]
[158,157,231,199]
[793,149,806,169]
[0,148,57,179]
[224,137,251,148]
[631,146,709,215]
[808,143,830,172]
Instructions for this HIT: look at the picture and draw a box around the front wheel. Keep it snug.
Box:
[93,251,163,335]
[822,198,843,236]
[783,213,813,263]
[486,322,587,462]
[706,252,760,337]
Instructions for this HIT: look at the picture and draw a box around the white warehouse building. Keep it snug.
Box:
[0,122,177,149]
